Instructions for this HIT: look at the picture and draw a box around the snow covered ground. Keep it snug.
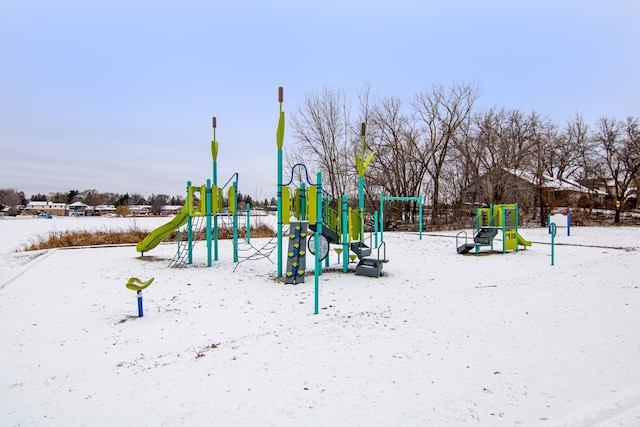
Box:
[1,216,639,426]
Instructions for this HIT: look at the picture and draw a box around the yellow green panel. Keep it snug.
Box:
[197,184,207,216]
[503,229,518,251]
[187,185,194,217]
[294,188,302,219]
[349,209,361,240]
[228,185,236,214]
[209,185,219,214]
[307,185,317,225]
[216,187,223,213]
[281,186,291,224]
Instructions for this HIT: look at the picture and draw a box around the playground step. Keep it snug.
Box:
[474,227,499,245]
[355,257,383,277]
[457,243,476,254]
[350,241,371,259]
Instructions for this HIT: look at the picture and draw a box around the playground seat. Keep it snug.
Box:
[125,277,154,291]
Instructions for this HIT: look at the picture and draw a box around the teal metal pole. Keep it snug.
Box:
[246,202,251,244]
[379,194,384,243]
[212,117,219,262]
[551,223,556,265]
[324,194,329,269]
[358,176,364,241]
[206,179,212,267]
[342,194,348,272]
[277,152,282,277]
[475,207,481,254]
[515,203,519,252]
[501,206,506,254]
[374,210,378,248]
[276,87,284,278]
[314,171,322,315]
[233,181,238,263]
[214,211,219,261]
[418,197,423,240]
[187,181,193,265]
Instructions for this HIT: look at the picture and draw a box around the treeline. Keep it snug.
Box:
[288,82,640,225]
[0,188,277,215]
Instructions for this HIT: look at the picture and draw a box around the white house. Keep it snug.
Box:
[24,201,66,216]
[67,201,92,216]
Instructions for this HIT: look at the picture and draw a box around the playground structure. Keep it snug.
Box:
[276,92,404,284]
[277,164,396,283]
[135,117,252,268]
[135,87,422,284]
[456,203,532,254]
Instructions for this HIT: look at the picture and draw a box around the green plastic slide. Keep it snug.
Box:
[516,232,532,247]
[136,204,188,253]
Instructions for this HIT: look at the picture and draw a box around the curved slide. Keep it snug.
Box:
[516,232,532,247]
[136,205,188,253]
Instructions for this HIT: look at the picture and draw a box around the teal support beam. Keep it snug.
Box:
[515,203,519,252]
[358,176,364,242]
[246,202,251,244]
[187,180,193,265]
[314,171,322,315]
[300,182,306,221]
[374,210,379,248]
[206,179,212,267]
[550,223,556,266]
[212,117,219,262]
[418,198,423,240]
[324,194,329,268]
[214,212,219,261]
[501,206,507,254]
[276,87,284,278]
[342,194,348,272]
[233,181,238,263]
[379,193,384,244]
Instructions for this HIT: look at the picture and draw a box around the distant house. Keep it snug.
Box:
[67,201,92,216]
[94,205,117,216]
[578,178,637,209]
[461,169,607,210]
[24,201,66,216]
[129,205,151,216]
[160,205,183,216]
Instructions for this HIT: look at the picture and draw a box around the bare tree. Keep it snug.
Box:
[411,82,479,225]
[593,116,640,222]
[148,194,169,215]
[527,112,558,224]
[289,86,353,198]
[366,95,426,222]
[0,188,27,214]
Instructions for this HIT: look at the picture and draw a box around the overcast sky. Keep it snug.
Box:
[1,0,638,200]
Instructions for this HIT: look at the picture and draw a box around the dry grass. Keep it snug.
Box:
[21,221,276,252]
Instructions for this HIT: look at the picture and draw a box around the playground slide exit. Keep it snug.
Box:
[136,204,188,253]
[516,232,532,247]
